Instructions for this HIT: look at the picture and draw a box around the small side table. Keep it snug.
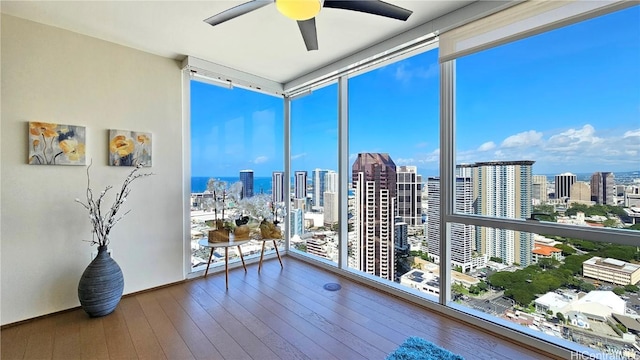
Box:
[198,238,251,290]
[258,238,283,273]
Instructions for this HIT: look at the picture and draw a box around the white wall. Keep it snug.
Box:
[1,15,185,325]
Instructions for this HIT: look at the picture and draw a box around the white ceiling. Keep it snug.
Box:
[1,1,476,84]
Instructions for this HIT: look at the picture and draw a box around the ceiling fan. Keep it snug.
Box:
[204,0,413,51]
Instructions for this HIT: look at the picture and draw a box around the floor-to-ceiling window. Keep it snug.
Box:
[347,47,439,290]
[190,79,284,272]
[289,83,339,263]
[451,4,640,355]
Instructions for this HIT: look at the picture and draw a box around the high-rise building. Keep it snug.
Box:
[570,182,591,204]
[475,161,535,266]
[426,177,475,272]
[351,153,396,281]
[591,172,616,205]
[272,171,285,203]
[323,191,338,224]
[532,175,548,205]
[239,170,254,199]
[294,171,307,200]
[555,172,576,200]
[325,171,338,193]
[396,165,422,226]
[289,208,304,237]
[394,216,408,251]
[312,169,328,207]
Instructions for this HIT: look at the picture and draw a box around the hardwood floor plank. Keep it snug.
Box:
[226,264,385,359]
[168,284,252,360]
[152,287,223,360]
[183,281,281,360]
[278,259,516,359]
[23,316,55,359]
[118,296,167,360]
[279,258,555,360]
[255,262,408,345]
[200,270,338,360]
[1,256,561,360]
[101,305,139,359]
[199,272,312,360]
[242,265,399,355]
[52,310,82,360]
[78,312,110,360]
[135,292,195,360]
[1,320,30,359]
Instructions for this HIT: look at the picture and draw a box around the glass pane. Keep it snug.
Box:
[290,83,339,263]
[449,224,640,356]
[452,5,640,354]
[349,48,439,283]
[190,80,284,271]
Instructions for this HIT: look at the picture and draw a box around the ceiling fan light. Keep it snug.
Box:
[276,0,321,21]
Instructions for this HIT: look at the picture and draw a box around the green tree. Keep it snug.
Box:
[489,257,503,263]
[624,284,639,293]
[537,258,559,270]
[561,254,593,275]
[579,282,596,292]
[629,224,640,231]
[554,243,576,256]
[556,312,565,324]
[612,287,626,296]
[603,218,617,228]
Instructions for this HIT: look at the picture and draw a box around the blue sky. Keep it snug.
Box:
[192,5,639,178]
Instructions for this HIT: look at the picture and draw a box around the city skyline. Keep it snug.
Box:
[191,6,639,178]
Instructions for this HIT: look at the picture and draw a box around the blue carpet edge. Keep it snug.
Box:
[386,336,465,360]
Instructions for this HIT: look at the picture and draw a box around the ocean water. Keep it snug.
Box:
[191,176,273,194]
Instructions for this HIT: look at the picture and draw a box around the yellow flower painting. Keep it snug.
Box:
[28,121,86,165]
[109,129,152,167]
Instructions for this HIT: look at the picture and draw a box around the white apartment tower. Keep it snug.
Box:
[294,171,307,200]
[426,177,475,272]
[351,153,396,281]
[532,175,548,205]
[555,172,576,200]
[396,165,422,226]
[312,169,328,207]
[475,161,535,266]
[323,191,338,224]
[271,171,285,203]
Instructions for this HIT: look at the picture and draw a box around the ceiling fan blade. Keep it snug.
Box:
[204,0,272,26]
[297,18,319,51]
[323,0,412,21]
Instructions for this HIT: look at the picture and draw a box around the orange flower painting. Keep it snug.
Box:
[109,130,152,167]
[28,121,86,165]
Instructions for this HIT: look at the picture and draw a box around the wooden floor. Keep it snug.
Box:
[1,257,558,360]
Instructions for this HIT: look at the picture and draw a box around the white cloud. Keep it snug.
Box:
[478,142,496,151]
[546,124,602,150]
[501,130,543,148]
[624,129,640,138]
[395,62,438,83]
[291,153,307,160]
[395,158,415,165]
[254,156,268,164]
[459,123,640,173]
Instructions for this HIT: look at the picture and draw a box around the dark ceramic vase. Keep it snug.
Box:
[78,245,124,317]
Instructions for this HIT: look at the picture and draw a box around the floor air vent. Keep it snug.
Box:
[323,283,341,291]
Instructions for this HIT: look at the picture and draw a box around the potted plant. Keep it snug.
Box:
[75,163,152,317]
[204,179,242,242]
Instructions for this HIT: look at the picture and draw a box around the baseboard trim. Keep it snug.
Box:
[0,279,187,330]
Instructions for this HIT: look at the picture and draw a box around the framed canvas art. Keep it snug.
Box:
[109,129,152,167]
[28,121,86,165]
